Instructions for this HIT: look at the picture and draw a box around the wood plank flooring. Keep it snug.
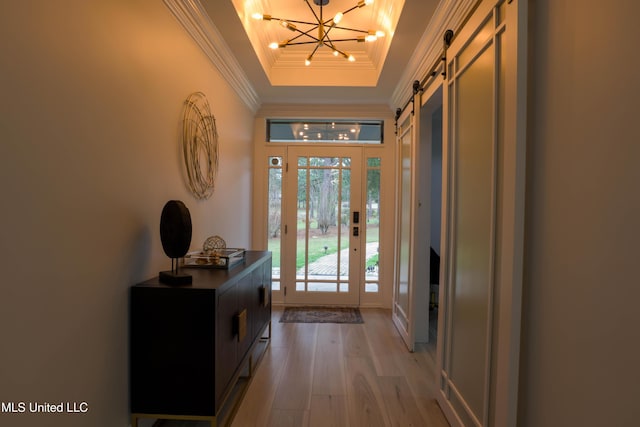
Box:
[231,307,449,427]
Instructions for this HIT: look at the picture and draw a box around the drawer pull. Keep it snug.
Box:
[234,309,247,342]
[259,285,269,307]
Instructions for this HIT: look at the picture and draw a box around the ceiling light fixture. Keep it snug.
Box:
[252,0,384,66]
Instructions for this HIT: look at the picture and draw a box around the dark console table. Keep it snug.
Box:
[130,251,272,427]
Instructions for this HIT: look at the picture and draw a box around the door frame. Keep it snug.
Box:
[252,110,396,308]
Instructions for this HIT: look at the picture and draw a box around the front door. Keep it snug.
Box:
[282,146,363,306]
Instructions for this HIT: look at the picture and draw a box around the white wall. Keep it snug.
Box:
[520,1,640,426]
[0,1,254,426]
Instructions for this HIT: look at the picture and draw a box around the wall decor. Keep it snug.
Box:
[182,91,219,200]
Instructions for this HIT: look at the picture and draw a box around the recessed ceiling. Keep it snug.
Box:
[201,0,440,105]
[231,0,405,87]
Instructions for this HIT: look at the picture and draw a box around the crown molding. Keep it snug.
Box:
[164,0,261,112]
[389,0,479,109]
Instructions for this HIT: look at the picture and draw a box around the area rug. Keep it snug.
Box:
[280,306,364,324]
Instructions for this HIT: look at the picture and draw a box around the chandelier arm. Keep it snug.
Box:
[270,17,320,26]
[322,32,337,46]
[322,33,337,48]
[290,26,321,43]
[322,42,351,60]
[285,40,326,46]
[309,43,321,57]
[322,40,340,50]
[324,38,363,42]
[273,22,320,45]
[323,24,336,38]
[303,0,322,24]
[321,35,349,56]
[323,24,361,41]
[331,25,371,34]
[341,6,360,15]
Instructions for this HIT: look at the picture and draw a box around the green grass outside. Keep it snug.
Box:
[366,254,379,268]
[268,225,379,269]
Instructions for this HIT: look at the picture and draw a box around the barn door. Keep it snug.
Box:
[437,0,527,426]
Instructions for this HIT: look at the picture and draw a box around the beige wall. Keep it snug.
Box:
[520,1,640,426]
[0,1,254,426]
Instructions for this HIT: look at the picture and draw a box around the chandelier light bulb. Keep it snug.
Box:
[365,33,377,42]
[253,13,272,20]
[348,54,356,62]
[376,30,385,38]
[281,21,297,31]
[333,12,344,24]
[305,56,312,66]
[333,49,339,56]
[269,42,279,49]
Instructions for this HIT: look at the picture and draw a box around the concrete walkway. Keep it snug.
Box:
[297,242,379,277]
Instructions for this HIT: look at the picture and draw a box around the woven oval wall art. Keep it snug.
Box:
[182,92,219,200]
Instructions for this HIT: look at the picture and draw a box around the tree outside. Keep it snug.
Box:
[267,156,380,270]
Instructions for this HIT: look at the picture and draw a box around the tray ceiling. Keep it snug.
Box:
[196,0,441,105]
[230,0,405,87]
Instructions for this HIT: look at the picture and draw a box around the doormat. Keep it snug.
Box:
[280,306,364,324]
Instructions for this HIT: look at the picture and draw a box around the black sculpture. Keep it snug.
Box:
[159,200,192,285]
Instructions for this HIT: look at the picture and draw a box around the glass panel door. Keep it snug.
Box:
[284,146,362,305]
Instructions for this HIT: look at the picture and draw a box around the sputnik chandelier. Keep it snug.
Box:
[252,0,384,66]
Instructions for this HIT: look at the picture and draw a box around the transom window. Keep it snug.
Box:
[267,119,383,144]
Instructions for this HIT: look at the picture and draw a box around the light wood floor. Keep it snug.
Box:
[231,307,449,427]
